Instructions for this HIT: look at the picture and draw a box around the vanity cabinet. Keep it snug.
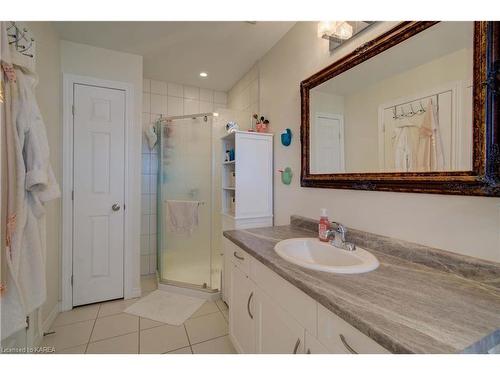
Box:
[224,238,391,354]
[304,331,329,354]
[229,263,257,353]
[317,304,389,354]
[255,290,305,354]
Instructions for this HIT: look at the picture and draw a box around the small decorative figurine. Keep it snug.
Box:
[281,128,292,146]
[225,121,239,133]
[278,167,293,185]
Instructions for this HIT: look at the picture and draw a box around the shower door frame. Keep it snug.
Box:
[156,113,219,293]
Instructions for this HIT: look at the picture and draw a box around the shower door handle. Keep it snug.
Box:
[112,203,121,211]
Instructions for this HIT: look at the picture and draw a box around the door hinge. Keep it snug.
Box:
[25,316,30,330]
[71,275,73,286]
[123,204,126,211]
[72,105,75,116]
[71,190,74,200]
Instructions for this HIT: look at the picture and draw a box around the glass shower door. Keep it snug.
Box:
[157,116,213,289]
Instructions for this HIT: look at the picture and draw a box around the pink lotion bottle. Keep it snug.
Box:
[318,208,331,242]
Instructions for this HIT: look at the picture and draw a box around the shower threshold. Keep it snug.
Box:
[158,278,220,301]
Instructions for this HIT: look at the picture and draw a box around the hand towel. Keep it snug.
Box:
[166,200,200,235]
[144,123,157,149]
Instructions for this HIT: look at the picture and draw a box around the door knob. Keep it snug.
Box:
[112,203,121,211]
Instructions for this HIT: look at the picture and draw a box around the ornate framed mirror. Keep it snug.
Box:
[300,21,499,196]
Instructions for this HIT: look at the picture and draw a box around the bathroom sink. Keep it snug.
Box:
[274,238,379,274]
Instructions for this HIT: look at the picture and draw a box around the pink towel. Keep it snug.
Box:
[166,200,200,235]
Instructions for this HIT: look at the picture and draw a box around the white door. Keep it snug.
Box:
[73,84,126,306]
[229,264,256,353]
[255,290,305,354]
[313,114,344,173]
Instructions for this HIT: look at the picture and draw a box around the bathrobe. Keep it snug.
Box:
[1,22,60,341]
[416,99,445,171]
[392,117,421,172]
[392,99,444,172]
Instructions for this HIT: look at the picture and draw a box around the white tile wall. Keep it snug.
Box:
[141,78,227,275]
[227,63,259,130]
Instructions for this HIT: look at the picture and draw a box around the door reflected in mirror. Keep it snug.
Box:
[309,22,474,174]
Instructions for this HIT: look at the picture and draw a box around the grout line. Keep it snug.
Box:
[85,304,101,354]
[189,310,222,322]
[183,324,194,354]
[162,345,192,354]
[88,321,140,345]
[138,313,141,354]
[190,333,229,348]
[52,317,98,329]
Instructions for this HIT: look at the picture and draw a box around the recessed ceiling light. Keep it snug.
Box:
[199,72,208,78]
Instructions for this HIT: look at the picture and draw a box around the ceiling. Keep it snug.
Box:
[53,21,295,91]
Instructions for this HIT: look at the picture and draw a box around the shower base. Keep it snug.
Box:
[158,279,220,301]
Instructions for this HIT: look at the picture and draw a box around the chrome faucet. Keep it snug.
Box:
[325,222,356,251]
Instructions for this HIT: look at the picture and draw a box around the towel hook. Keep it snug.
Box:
[409,104,415,116]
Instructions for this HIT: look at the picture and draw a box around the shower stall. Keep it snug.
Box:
[156,112,221,294]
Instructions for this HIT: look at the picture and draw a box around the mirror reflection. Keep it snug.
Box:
[309,22,474,174]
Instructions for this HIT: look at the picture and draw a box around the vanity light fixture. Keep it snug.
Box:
[199,72,208,78]
[318,21,376,52]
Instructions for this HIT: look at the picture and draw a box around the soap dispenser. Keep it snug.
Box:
[319,208,331,242]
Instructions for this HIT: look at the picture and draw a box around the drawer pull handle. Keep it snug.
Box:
[247,292,254,319]
[339,334,358,354]
[293,338,301,354]
[233,252,245,261]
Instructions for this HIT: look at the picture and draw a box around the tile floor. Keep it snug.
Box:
[42,276,234,354]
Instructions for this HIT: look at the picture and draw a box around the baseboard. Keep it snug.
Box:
[33,302,60,347]
[126,287,142,300]
[42,302,60,333]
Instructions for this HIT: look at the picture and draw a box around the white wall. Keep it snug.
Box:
[228,63,259,130]
[61,40,143,292]
[141,78,227,276]
[251,22,500,263]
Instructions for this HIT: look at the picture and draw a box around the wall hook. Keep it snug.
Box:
[281,128,292,146]
[278,167,293,185]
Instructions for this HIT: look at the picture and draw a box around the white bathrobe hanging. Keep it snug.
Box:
[1,22,60,341]
[417,99,445,171]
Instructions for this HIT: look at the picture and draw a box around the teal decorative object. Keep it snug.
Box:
[279,167,293,185]
[281,128,292,146]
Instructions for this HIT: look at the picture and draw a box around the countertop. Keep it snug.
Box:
[223,216,500,354]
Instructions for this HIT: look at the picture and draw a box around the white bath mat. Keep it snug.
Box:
[124,290,205,326]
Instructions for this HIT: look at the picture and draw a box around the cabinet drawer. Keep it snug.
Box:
[317,304,390,354]
[224,238,252,275]
[250,259,317,335]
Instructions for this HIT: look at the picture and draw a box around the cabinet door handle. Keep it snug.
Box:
[247,292,254,319]
[293,338,301,354]
[233,251,244,261]
[339,334,358,354]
